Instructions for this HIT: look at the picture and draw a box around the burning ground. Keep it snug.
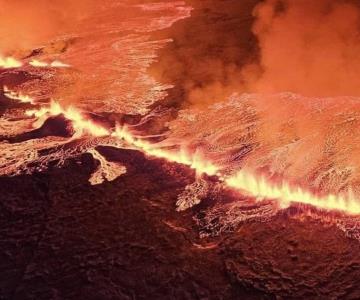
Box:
[2,0,360,299]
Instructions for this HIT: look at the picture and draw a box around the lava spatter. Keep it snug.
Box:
[25,101,110,137]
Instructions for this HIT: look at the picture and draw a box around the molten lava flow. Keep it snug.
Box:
[29,59,70,68]
[226,171,360,215]
[26,101,109,137]
[113,126,219,176]
[0,57,70,69]
[3,86,34,104]
[20,93,360,216]
[29,59,48,67]
[113,126,360,215]
[50,60,70,68]
[23,93,217,175]
[0,56,22,68]
[88,149,127,185]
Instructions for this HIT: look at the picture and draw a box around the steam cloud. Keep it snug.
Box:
[246,0,360,97]
[2,0,360,101]
[0,0,97,55]
[153,0,360,108]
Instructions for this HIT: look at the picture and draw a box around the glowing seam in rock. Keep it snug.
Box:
[0,56,22,68]
[0,57,70,69]
[112,125,219,176]
[26,100,109,137]
[3,86,34,104]
[17,92,360,215]
[29,59,70,68]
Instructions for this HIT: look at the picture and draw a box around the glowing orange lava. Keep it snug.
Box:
[113,126,219,176]
[4,86,34,104]
[29,59,70,68]
[226,171,360,215]
[0,57,70,69]
[50,60,70,68]
[26,100,109,137]
[0,56,22,68]
[17,89,360,216]
[29,59,48,67]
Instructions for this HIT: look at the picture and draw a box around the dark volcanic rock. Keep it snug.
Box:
[7,116,74,143]
[1,151,360,299]
[0,152,264,300]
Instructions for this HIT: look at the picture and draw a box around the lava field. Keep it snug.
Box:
[2,0,360,299]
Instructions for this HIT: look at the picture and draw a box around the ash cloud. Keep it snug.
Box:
[246,0,360,97]
[0,0,97,55]
[150,0,259,107]
[153,0,360,108]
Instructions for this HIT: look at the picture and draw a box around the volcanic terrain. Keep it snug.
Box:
[1,0,360,299]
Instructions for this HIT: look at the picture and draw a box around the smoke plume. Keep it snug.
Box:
[152,0,360,108]
[245,0,360,97]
